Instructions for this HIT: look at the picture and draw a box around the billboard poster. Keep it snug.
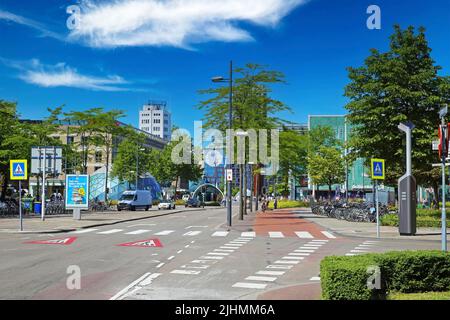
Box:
[65,175,89,209]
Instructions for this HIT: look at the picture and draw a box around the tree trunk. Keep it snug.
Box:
[432,181,439,209]
[1,173,7,201]
[328,184,332,200]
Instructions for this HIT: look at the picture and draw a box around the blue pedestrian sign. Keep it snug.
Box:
[10,160,28,180]
[371,159,385,180]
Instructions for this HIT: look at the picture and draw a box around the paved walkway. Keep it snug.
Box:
[0,207,217,234]
[294,208,450,241]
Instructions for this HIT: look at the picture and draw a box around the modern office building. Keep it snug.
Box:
[23,119,167,200]
[307,115,373,198]
[139,101,172,141]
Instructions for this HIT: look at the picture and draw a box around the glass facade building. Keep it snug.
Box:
[307,115,373,196]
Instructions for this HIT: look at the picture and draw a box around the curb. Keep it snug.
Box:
[0,207,224,235]
[297,209,449,242]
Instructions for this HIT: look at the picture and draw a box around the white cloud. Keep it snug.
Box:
[1,58,134,91]
[70,0,307,48]
[0,9,64,41]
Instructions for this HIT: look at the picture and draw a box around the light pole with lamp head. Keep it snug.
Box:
[212,61,233,227]
[135,147,146,190]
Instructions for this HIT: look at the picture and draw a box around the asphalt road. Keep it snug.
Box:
[0,207,445,300]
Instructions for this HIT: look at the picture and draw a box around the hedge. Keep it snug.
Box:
[267,200,309,209]
[321,251,450,300]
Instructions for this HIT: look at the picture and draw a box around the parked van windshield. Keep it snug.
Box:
[120,194,135,201]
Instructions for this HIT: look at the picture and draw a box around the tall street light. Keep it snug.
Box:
[212,61,233,227]
[136,147,146,190]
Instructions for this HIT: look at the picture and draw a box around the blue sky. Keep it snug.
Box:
[0,0,449,133]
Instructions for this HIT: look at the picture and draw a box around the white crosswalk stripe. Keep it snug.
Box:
[183,231,201,236]
[274,260,300,265]
[232,282,267,289]
[212,231,229,237]
[71,228,98,234]
[282,256,304,260]
[256,271,285,276]
[241,232,256,237]
[266,265,293,269]
[245,276,277,282]
[124,229,151,235]
[269,232,284,238]
[171,270,201,275]
[295,231,314,238]
[97,229,123,235]
[154,230,175,235]
[321,231,336,239]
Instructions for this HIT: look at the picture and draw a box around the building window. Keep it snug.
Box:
[67,136,75,144]
[154,119,160,124]
[153,127,160,131]
[95,151,103,163]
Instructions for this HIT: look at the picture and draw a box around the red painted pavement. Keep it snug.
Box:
[116,238,163,248]
[253,209,330,239]
[24,237,78,245]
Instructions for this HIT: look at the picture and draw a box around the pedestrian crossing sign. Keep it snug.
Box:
[10,160,27,180]
[371,158,385,180]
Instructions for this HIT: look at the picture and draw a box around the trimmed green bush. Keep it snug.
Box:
[321,250,450,300]
[321,254,382,300]
[377,251,450,293]
[267,200,309,209]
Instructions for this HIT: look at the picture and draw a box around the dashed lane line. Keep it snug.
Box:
[124,229,151,235]
[154,230,175,236]
[97,229,123,235]
[70,228,98,234]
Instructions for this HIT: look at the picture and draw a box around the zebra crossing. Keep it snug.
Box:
[70,228,337,240]
[233,239,330,290]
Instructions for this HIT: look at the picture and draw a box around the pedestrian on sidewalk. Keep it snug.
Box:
[274,197,278,210]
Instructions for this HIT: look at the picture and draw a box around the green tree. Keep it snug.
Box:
[277,128,309,196]
[308,146,346,199]
[198,63,290,217]
[0,101,63,200]
[344,25,450,200]
[111,132,150,186]
[147,139,202,199]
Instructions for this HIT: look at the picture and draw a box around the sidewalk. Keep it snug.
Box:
[0,207,218,234]
[294,208,450,241]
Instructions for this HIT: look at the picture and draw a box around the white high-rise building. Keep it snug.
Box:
[139,101,172,141]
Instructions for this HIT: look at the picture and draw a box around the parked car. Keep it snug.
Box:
[158,200,176,210]
[185,197,205,208]
[117,190,152,211]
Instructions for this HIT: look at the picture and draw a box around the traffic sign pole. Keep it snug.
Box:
[41,147,46,221]
[440,108,448,252]
[19,180,23,232]
[371,158,385,239]
[376,180,380,238]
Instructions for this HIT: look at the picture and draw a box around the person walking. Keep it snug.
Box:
[274,197,278,210]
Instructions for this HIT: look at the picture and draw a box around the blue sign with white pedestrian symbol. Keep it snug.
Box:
[371,159,385,180]
[10,160,28,180]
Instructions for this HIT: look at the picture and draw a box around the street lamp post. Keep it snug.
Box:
[212,60,233,227]
[439,105,448,252]
[135,147,145,191]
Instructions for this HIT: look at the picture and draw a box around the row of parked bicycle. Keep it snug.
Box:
[0,200,71,217]
[310,200,396,223]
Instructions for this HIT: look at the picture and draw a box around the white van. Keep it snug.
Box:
[117,190,152,211]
